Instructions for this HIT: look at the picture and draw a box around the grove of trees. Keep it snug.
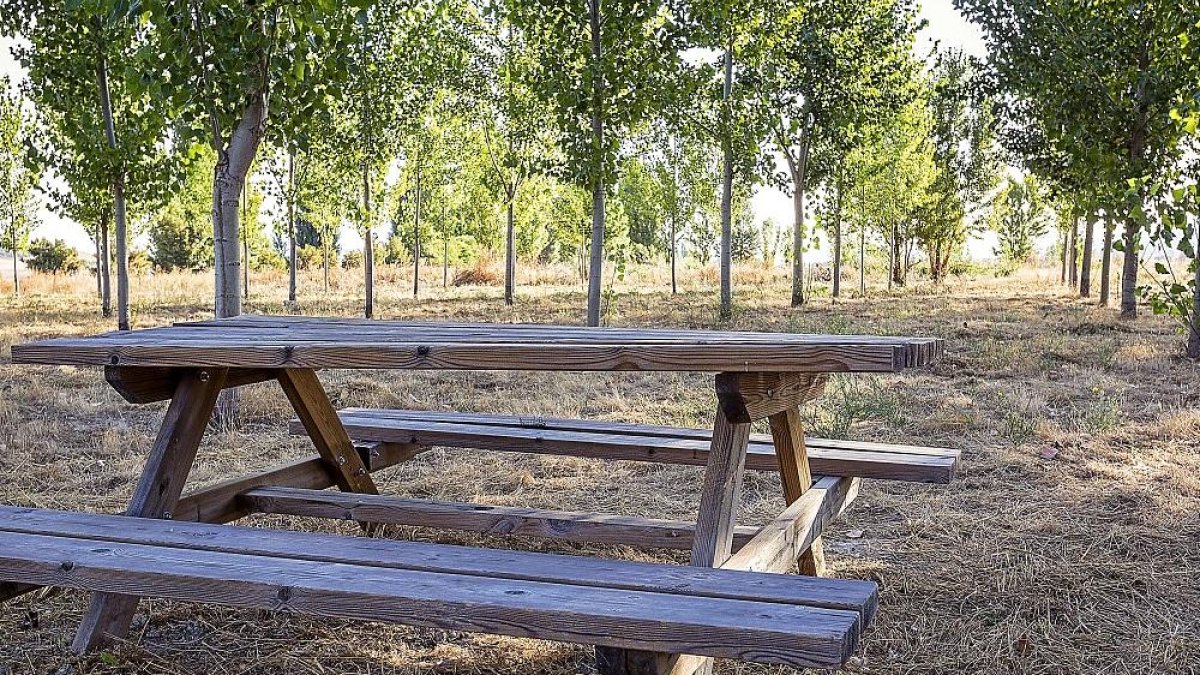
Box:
[0,0,1197,353]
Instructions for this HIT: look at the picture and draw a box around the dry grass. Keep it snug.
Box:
[1,263,1198,675]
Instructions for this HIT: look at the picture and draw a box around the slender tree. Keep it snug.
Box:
[511,0,681,325]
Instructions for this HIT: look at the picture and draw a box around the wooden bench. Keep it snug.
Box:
[0,504,877,669]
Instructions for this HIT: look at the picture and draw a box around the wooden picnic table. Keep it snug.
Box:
[3,315,950,673]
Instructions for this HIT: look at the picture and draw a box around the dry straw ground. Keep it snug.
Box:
[0,264,1198,675]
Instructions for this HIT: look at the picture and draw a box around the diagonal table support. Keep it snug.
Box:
[72,368,229,653]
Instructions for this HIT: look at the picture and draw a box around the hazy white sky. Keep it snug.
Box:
[4,0,989,259]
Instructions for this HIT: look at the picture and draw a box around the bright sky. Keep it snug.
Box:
[4,0,991,261]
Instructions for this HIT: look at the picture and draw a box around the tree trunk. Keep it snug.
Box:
[413,169,422,298]
[100,212,111,317]
[287,152,297,305]
[242,180,250,301]
[96,53,129,330]
[1060,228,1068,284]
[363,162,374,319]
[93,228,102,298]
[585,0,605,327]
[832,170,843,298]
[1079,212,1095,297]
[323,238,330,292]
[504,197,515,304]
[1119,216,1138,319]
[213,95,267,320]
[1189,221,1200,358]
[670,208,677,295]
[1068,215,1078,289]
[1099,216,1113,306]
[789,124,811,308]
[718,47,734,320]
[858,220,865,296]
[9,226,16,297]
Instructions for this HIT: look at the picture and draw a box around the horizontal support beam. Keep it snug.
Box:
[715,372,828,423]
[0,581,40,604]
[723,477,860,576]
[174,441,422,524]
[240,487,760,552]
[105,366,277,404]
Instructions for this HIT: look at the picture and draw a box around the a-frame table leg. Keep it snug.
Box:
[72,368,229,653]
[768,407,825,575]
[597,401,752,675]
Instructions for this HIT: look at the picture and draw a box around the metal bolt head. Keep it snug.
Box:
[197,371,210,383]
[337,455,347,465]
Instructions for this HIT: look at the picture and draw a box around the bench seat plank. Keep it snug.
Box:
[240,487,762,551]
[0,506,877,622]
[301,409,958,484]
[0,507,872,668]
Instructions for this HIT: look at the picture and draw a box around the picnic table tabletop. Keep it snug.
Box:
[11,314,944,373]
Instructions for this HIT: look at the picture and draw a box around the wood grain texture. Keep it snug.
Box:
[309,409,960,484]
[277,369,378,497]
[716,373,827,423]
[0,505,878,619]
[722,477,860,577]
[105,366,276,403]
[73,368,227,654]
[174,442,422,524]
[239,487,759,551]
[12,316,945,373]
[769,408,824,575]
[0,529,861,668]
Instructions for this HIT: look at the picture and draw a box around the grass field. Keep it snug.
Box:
[1,264,1198,674]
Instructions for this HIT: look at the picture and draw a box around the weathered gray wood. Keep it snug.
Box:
[601,403,756,675]
[311,410,959,484]
[769,407,824,575]
[0,528,862,668]
[0,528,864,662]
[723,477,859,574]
[715,373,827,423]
[105,366,276,403]
[174,442,422,524]
[72,367,228,654]
[277,369,378,497]
[239,487,760,551]
[0,505,878,620]
[12,317,945,373]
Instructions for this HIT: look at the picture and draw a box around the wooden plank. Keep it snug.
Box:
[722,477,859,575]
[334,408,962,459]
[715,373,827,423]
[0,529,862,668]
[691,407,752,568]
[72,367,228,654]
[11,338,911,374]
[277,369,378,496]
[313,412,959,484]
[0,505,878,620]
[239,487,760,551]
[769,407,824,576]
[105,366,276,403]
[174,442,422,524]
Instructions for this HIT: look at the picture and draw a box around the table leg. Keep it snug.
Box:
[72,368,229,653]
[597,404,751,675]
[768,407,825,575]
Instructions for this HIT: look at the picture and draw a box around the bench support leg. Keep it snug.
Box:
[72,368,229,654]
[769,407,825,575]
[597,404,751,675]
